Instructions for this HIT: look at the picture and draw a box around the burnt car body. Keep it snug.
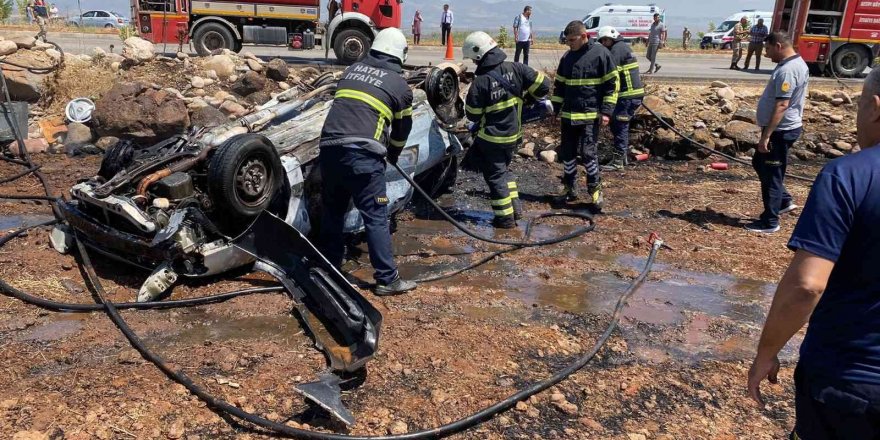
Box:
[50,65,466,422]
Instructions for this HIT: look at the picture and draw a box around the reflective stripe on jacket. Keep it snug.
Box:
[320,53,413,156]
[551,43,619,124]
[609,39,645,99]
[465,47,551,147]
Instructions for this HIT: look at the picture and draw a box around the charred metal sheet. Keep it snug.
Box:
[294,373,355,426]
[233,211,382,373]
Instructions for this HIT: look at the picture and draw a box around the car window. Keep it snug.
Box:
[716,20,736,32]
[82,11,96,18]
[96,11,110,18]
[585,16,600,29]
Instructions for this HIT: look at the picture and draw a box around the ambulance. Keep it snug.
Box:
[558,3,666,44]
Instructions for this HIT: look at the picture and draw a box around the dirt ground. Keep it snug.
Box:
[0,113,825,440]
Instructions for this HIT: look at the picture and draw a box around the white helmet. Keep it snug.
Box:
[597,26,620,42]
[371,28,408,63]
[462,31,498,62]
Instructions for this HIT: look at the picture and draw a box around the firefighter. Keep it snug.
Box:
[598,26,645,171]
[317,28,417,296]
[462,31,550,228]
[552,20,618,208]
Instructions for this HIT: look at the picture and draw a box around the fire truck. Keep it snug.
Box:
[772,0,880,77]
[130,0,403,65]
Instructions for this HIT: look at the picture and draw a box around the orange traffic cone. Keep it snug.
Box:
[444,32,455,61]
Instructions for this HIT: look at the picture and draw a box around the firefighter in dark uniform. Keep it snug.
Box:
[552,20,619,208]
[318,28,417,296]
[598,26,645,171]
[463,31,551,229]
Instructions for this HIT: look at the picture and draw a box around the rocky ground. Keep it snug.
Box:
[0,34,853,440]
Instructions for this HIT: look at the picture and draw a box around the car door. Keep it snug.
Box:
[95,11,111,27]
[80,11,95,27]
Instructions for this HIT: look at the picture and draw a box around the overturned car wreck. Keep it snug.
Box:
[50,63,468,424]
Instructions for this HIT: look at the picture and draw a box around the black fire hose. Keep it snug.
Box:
[640,103,815,183]
[0,54,662,439]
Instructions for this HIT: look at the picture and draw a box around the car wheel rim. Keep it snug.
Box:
[343,37,364,60]
[235,157,271,207]
[203,31,226,52]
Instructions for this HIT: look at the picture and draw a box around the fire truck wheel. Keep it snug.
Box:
[193,22,237,56]
[333,28,371,65]
[832,45,870,78]
[207,134,284,228]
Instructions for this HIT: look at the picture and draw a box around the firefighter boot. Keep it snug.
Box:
[588,183,604,211]
[552,183,579,203]
[492,215,517,229]
[511,197,524,221]
[601,153,628,171]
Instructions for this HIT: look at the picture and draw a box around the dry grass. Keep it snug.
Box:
[42,60,115,116]
[9,275,67,299]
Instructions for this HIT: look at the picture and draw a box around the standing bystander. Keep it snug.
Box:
[412,10,423,46]
[744,18,769,70]
[748,67,880,439]
[25,1,34,25]
[513,6,534,65]
[645,13,666,74]
[730,16,750,70]
[440,4,454,45]
[746,31,809,234]
[682,27,691,50]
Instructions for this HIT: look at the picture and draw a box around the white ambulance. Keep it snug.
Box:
[700,10,773,50]
[558,3,666,44]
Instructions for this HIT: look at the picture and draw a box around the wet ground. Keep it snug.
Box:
[0,150,821,439]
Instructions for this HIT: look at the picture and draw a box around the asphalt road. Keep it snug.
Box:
[9,30,866,84]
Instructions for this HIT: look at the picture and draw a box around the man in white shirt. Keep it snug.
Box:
[513,6,534,65]
[440,4,454,45]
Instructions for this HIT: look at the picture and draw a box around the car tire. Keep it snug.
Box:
[333,28,371,65]
[207,134,284,228]
[193,22,238,56]
[722,42,731,50]
[832,44,870,78]
[104,24,114,29]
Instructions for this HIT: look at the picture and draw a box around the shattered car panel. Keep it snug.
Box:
[55,65,467,380]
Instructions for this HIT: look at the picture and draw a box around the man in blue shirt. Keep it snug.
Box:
[747,68,880,439]
[747,31,809,234]
[744,18,769,71]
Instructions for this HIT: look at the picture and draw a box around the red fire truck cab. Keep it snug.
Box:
[131,0,403,65]
[772,0,880,77]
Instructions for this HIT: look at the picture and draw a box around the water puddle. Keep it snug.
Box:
[155,311,309,349]
[389,216,795,364]
[0,214,55,231]
[15,317,84,342]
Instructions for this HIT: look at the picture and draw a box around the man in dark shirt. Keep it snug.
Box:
[744,18,769,71]
[748,68,880,439]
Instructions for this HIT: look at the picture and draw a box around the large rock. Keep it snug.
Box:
[190,106,229,128]
[11,37,36,50]
[231,71,267,97]
[539,150,557,163]
[716,87,736,101]
[637,95,675,123]
[92,82,190,140]
[722,120,762,149]
[9,138,49,156]
[64,122,94,146]
[0,40,18,56]
[809,90,833,102]
[266,58,289,81]
[121,37,156,63]
[246,58,263,72]
[732,107,757,124]
[710,80,729,88]
[688,128,716,159]
[2,68,44,102]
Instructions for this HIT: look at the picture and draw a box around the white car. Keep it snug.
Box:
[68,10,130,29]
[559,4,665,44]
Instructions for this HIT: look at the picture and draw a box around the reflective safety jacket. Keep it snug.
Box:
[465,47,551,147]
[609,38,645,100]
[551,42,619,124]
[320,53,413,157]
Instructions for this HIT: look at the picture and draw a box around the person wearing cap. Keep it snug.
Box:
[463,31,550,229]
[598,26,644,171]
[318,28,417,296]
